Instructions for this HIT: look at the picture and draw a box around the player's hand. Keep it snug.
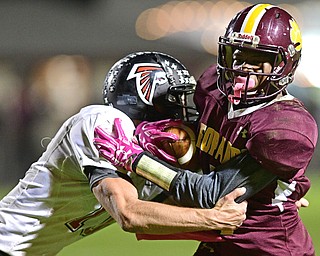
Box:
[296,197,309,210]
[134,119,182,163]
[94,118,143,172]
[212,187,247,234]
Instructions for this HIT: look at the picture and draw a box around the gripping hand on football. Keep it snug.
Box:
[94,118,144,172]
[134,119,182,163]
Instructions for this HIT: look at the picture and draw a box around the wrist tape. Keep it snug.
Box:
[132,152,180,191]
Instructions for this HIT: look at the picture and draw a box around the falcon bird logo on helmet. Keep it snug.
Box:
[127,63,165,106]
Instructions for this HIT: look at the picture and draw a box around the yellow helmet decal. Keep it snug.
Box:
[289,19,302,51]
[241,4,273,34]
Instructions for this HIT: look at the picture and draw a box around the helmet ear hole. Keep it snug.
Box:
[153,94,182,119]
[166,94,178,104]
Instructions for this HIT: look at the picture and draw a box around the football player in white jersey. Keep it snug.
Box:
[0,52,247,256]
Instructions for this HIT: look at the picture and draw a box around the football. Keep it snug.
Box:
[160,125,196,167]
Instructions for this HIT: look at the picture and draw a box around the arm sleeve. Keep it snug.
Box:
[132,151,277,208]
[170,152,277,208]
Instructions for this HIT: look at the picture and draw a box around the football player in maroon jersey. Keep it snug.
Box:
[190,3,317,255]
[95,4,317,256]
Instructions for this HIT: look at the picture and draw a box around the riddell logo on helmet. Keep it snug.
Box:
[238,33,254,40]
[230,32,260,45]
[127,63,166,106]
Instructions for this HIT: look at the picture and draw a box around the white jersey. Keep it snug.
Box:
[0,105,163,256]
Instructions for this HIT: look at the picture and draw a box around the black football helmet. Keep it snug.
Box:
[217,3,302,106]
[103,51,197,122]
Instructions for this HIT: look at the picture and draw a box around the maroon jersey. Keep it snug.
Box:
[193,64,317,256]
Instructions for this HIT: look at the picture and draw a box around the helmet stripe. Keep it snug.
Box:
[241,4,273,34]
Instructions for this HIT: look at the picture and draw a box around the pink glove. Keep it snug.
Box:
[94,118,143,172]
[134,119,182,163]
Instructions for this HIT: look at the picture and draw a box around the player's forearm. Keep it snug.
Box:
[115,187,247,235]
[92,177,222,234]
[119,200,223,234]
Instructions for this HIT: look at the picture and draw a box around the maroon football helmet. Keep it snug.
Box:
[217,3,302,105]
